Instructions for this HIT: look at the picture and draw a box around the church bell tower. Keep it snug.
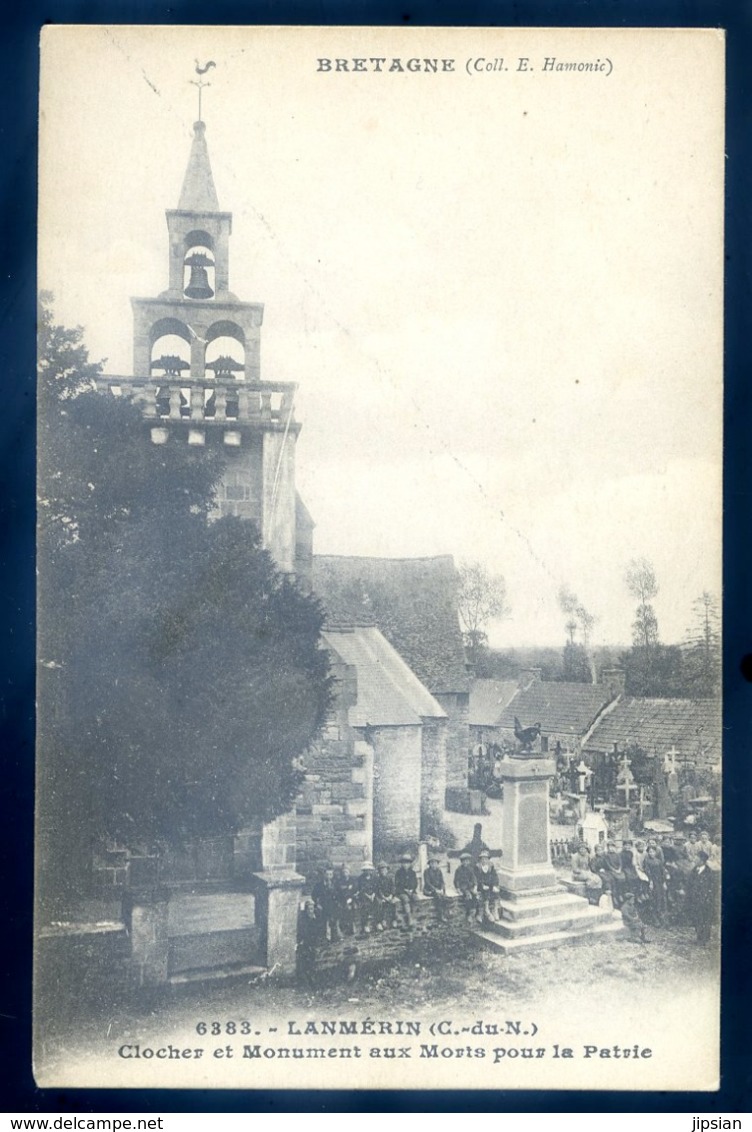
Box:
[106,110,307,577]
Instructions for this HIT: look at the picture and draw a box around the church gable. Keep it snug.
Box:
[312,554,471,695]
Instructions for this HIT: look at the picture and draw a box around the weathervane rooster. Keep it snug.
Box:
[191,61,217,121]
[513,716,542,755]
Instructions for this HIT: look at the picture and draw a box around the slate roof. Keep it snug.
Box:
[583,697,721,761]
[469,679,520,727]
[312,555,470,694]
[496,681,614,738]
[321,626,447,728]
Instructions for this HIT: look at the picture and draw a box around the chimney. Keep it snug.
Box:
[601,667,626,699]
[518,667,542,689]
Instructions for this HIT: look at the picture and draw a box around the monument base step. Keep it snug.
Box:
[559,878,592,899]
[491,902,622,939]
[471,915,627,954]
[497,890,592,921]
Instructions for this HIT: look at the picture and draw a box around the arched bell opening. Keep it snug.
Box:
[183,231,216,300]
[150,320,192,418]
[205,320,246,384]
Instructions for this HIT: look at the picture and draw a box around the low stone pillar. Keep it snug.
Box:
[250,870,305,977]
[122,887,170,988]
[497,757,557,894]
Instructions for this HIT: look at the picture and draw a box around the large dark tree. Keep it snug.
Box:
[618,643,686,699]
[37,297,332,913]
[561,641,592,683]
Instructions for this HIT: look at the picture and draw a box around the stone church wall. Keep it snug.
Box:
[294,663,371,878]
[371,725,423,857]
[419,716,448,838]
[294,731,371,878]
[211,440,264,524]
[435,691,470,799]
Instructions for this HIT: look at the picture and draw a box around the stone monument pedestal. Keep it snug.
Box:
[473,756,626,954]
[497,757,559,893]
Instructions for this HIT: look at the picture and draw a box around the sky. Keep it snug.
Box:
[39,26,724,647]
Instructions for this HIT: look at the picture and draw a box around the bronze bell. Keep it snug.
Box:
[184,263,214,300]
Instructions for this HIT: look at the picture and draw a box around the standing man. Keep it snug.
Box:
[394,853,419,929]
[688,850,719,944]
[297,898,323,986]
[311,864,341,942]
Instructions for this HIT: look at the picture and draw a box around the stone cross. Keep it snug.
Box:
[616,751,638,804]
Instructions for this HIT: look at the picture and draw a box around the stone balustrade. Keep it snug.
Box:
[97,374,297,427]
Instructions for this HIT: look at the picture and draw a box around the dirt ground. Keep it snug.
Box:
[34,798,720,1090]
[35,912,719,1091]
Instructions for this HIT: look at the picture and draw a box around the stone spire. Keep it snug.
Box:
[178,120,220,212]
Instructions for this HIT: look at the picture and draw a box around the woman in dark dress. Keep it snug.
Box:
[688,850,719,944]
[620,840,643,900]
[643,844,668,925]
[604,840,626,907]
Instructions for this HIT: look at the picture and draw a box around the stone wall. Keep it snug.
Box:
[419,717,448,838]
[35,925,130,1029]
[211,439,264,523]
[372,725,422,858]
[294,666,372,877]
[262,429,297,572]
[436,691,470,796]
[260,812,298,873]
[308,894,463,979]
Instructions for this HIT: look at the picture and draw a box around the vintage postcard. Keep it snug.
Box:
[35,26,724,1091]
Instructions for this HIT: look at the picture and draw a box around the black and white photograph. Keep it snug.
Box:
[35,26,723,1091]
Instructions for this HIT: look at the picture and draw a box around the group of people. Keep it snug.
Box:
[303,854,436,942]
[296,852,462,985]
[570,829,720,943]
[300,841,505,953]
[453,849,502,925]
